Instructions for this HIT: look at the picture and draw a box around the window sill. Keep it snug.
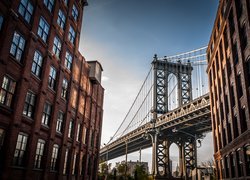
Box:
[33,168,43,171]
[41,124,50,131]
[22,115,34,123]
[48,87,56,94]
[0,104,13,115]
[9,55,23,67]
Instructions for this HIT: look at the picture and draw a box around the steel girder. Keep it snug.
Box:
[152,57,193,115]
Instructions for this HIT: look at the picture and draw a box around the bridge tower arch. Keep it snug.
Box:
[151,54,195,179]
[152,54,193,116]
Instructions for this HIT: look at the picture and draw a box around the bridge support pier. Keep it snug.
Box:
[150,136,197,180]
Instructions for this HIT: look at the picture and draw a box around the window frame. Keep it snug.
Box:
[0,75,16,107]
[65,51,73,70]
[22,91,36,118]
[48,66,57,90]
[41,102,52,126]
[10,31,26,62]
[31,50,43,78]
[0,15,4,30]
[13,132,28,166]
[18,0,34,23]
[50,144,59,171]
[61,78,69,99]
[56,111,64,133]
[43,0,54,12]
[72,4,78,21]
[68,119,74,138]
[37,17,50,43]
[68,26,76,44]
[52,36,62,58]
[57,9,66,30]
[34,139,45,169]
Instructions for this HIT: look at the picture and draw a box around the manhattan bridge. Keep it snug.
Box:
[100,46,212,179]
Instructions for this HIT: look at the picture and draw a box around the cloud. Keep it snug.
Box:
[102,76,109,82]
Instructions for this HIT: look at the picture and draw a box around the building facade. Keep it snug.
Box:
[0,0,104,180]
[207,0,250,179]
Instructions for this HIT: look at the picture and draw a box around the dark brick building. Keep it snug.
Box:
[207,0,250,179]
[0,0,104,180]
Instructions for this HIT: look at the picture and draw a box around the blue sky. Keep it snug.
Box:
[79,0,219,170]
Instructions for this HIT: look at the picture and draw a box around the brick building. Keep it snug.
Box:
[0,0,104,180]
[207,0,250,179]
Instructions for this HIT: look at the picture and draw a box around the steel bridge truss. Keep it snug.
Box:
[152,55,193,115]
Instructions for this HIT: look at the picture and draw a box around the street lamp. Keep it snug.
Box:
[172,128,203,180]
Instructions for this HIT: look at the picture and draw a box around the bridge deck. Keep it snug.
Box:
[100,93,211,161]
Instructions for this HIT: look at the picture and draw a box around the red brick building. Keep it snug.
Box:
[207,0,250,179]
[0,0,104,180]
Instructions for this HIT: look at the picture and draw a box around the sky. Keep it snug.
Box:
[79,0,219,171]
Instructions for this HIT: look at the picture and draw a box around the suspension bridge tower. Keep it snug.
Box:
[150,54,198,180]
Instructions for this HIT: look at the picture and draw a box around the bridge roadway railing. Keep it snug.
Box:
[100,93,211,161]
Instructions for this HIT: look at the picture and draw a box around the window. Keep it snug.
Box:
[0,76,16,107]
[52,36,62,58]
[233,116,239,138]
[237,74,243,98]
[18,0,34,23]
[225,156,229,178]
[227,122,232,143]
[72,4,78,21]
[76,123,80,141]
[72,153,77,175]
[82,126,86,144]
[56,111,64,133]
[37,17,50,42]
[0,128,5,149]
[233,42,238,65]
[61,78,68,99]
[240,108,247,133]
[68,120,74,138]
[63,148,69,174]
[65,51,73,70]
[48,66,57,90]
[244,145,250,176]
[13,133,28,166]
[236,149,243,177]
[41,102,52,126]
[34,139,45,169]
[44,0,54,12]
[235,0,243,18]
[230,85,235,107]
[10,31,26,62]
[51,144,59,171]
[229,10,235,35]
[63,0,68,6]
[57,10,66,30]
[68,26,76,44]
[230,153,236,177]
[31,51,43,78]
[0,15,3,30]
[240,24,248,50]
[247,59,250,87]
[23,91,36,118]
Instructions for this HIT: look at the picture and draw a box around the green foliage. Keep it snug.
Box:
[133,164,148,180]
[117,163,127,176]
[100,162,109,174]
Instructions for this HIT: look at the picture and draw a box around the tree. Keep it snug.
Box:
[117,163,127,176]
[100,162,109,174]
[133,164,148,180]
